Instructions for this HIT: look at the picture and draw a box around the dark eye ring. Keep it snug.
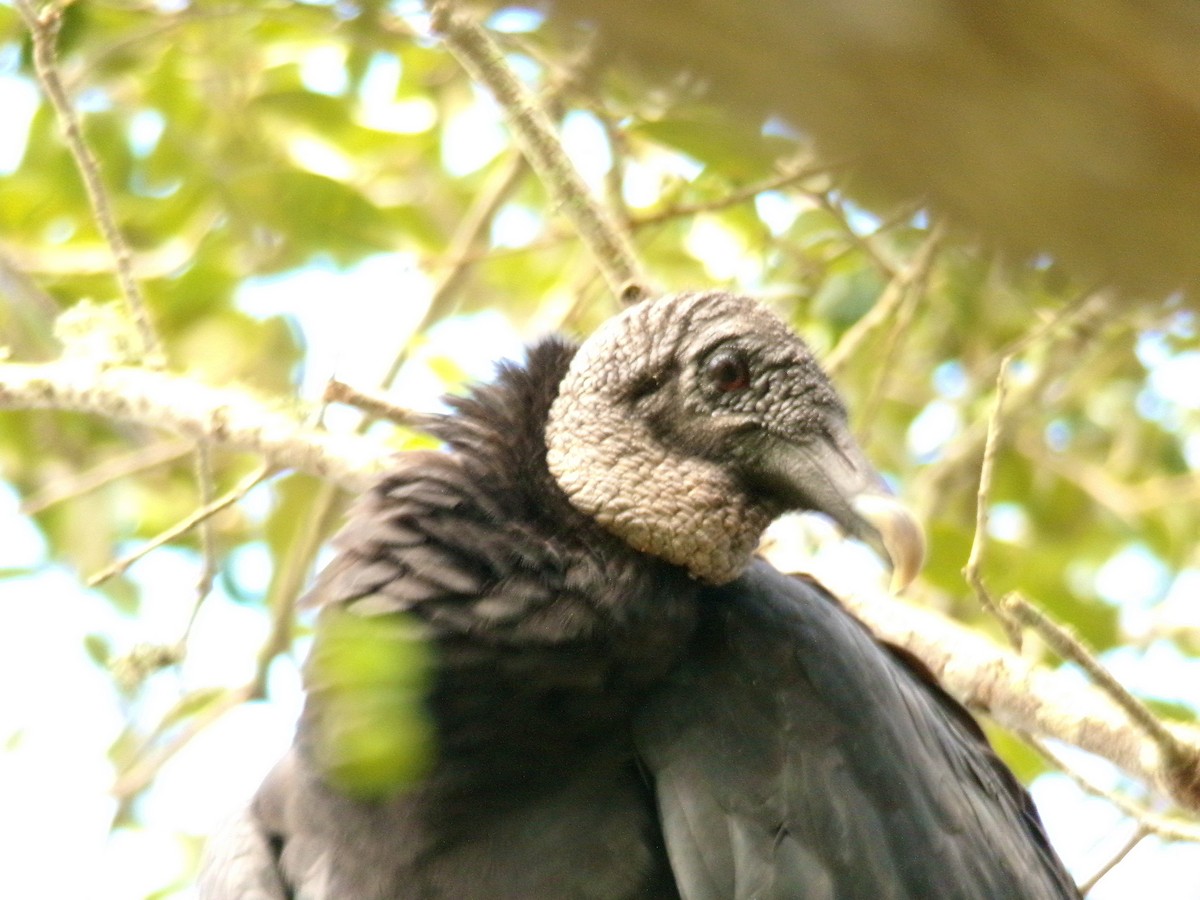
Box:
[704,351,752,393]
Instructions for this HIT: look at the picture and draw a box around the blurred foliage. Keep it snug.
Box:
[539,0,1200,298]
[306,606,436,798]
[1,0,1198,895]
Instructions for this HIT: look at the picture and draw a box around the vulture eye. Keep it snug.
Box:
[704,351,752,393]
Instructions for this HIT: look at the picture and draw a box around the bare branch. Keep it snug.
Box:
[958,299,1200,809]
[0,361,389,491]
[1029,738,1200,845]
[88,462,273,587]
[1078,826,1149,896]
[963,353,1025,646]
[913,291,1118,523]
[15,0,163,365]
[1016,427,1200,522]
[251,479,347,697]
[175,441,222,650]
[760,524,1200,814]
[856,238,932,441]
[377,150,529,389]
[812,191,899,280]
[430,159,837,272]
[429,1,647,300]
[324,378,421,427]
[825,224,944,376]
[111,684,253,801]
[633,158,832,228]
[1006,591,1200,808]
[20,438,192,514]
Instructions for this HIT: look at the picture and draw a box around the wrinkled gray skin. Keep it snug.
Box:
[549,293,871,585]
[200,291,1077,899]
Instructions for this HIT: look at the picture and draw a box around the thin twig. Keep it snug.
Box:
[1029,737,1200,844]
[379,150,528,389]
[110,683,253,801]
[633,160,831,227]
[593,106,632,230]
[15,0,163,365]
[324,378,422,426]
[813,191,898,280]
[856,231,939,434]
[0,245,61,360]
[429,1,646,300]
[825,224,944,376]
[993,287,1113,369]
[962,354,1024,646]
[540,266,611,335]
[956,299,1200,804]
[1012,431,1142,526]
[20,439,192,514]
[1078,826,1150,896]
[186,442,219,640]
[87,463,274,586]
[913,291,1117,523]
[251,480,347,696]
[379,55,587,390]
[817,205,926,276]
[1006,590,1200,804]
[416,160,840,272]
[0,361,388,490]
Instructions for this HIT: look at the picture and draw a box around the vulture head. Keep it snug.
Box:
[546,290,923,586]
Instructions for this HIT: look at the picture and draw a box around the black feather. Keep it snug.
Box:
[636,563,1078,899]
[201,333,1078,900]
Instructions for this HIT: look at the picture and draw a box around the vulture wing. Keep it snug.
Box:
[636,560,1079,900]
[200,294,1079,899]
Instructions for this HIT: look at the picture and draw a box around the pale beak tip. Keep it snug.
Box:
[851,494,925,592]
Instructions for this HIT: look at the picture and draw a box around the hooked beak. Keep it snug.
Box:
[751,423,925,591]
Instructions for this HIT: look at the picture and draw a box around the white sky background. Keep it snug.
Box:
[2,14,1200,899]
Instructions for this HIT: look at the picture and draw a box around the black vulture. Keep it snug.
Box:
[200,291,1078,899]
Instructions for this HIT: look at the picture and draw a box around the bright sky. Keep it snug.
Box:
[1,18,1199,900]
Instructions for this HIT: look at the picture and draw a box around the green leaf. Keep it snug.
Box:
[83,633,112,668]
[306,608,437,798]
[811,266,885,329]
[228,169,396,264]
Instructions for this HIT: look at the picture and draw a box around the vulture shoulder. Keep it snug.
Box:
[637,560,1079,900]
[201,338,691,900]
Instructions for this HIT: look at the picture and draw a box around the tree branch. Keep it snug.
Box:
[1004,590,1200,809]
[111,683,253,802]
[960,306,1200,811]
[324,379,421,427]
[15,0,163,365]
[913,291,1118,522]
[0,361,388,491]
[760,522,1200,815]
[6,353,1199,817]
[1029,738,1200,845]
[632,158,832,227]
[1078,826,1148,896]
[20,438,192,514]
[87,462,272,587]
[964,352,1025,645]
[428,1,647,301]
[825,224,943,376]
